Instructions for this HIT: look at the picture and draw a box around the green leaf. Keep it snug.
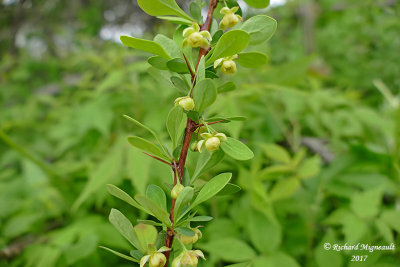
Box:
[216,183,241,196]
[350,187,383,219]
[174,186,194,220]
[148,56,168,70]
[242,0,270,8]
[186,216,214,222]
[123,115,171,159]
[175,227,195,236]
[236,52,268,68]
[128,136,170,161]
[253,253,300,267]
[120,36,171,59]
[206,30,250,65]
[198,238,256,262]
[297,156,321,179]
[167,58,189,74]
[133,223,158,253]
[248,209,281,253]
[191,149,224,182]
[136,220,163,226]
[240,15,277,45]
[197,56,206,82]
[189,2,202,23]
[137,0,193,21]
[108,209,142,252]
[221,137,254,161]
[205,70,218,79]
[99,246,139,263]
[156,16,192,25]
[262,143,291,164]
[154,34,183,59]
[218,81,237,93]
[381,210,400,233]
[166,106,184,149]
[146,184,167,211]
[106,184,145,212]
[171,76,189,93]
[135,195,172,226]
[193,78,217,113]
[130,250,143,260]
[205,116,247,123]
[270,177,300,201]
[191,173,232,209]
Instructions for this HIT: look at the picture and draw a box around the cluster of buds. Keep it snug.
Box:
[195,132,227,152]
[220,6,242,30]
[172,250,205,267]
[182,23,212,49]
[179,227,202,245]
[175,96,195,111]
[214,54,238,74]
[171,183,185,199]
[140,246,170,267]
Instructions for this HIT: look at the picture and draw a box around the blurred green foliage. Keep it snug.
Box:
[1,0,399,266]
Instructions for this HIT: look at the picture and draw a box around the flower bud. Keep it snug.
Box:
[221,60,237,74]
[179,228,201,245]
[171,183,184,199]
[175,96,195,111]
[181,253,198,266]
[221,13,239,28]
[149,252,167,267]
[219,6,242,30]
[205,137,221,152]
[182,23,212,49]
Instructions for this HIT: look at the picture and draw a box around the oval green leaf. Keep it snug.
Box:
[193,78,217,113]
[120,36,171,59]
[127,136,169,161]
[236,52,268,68]
[240,15,277,45]
[137,0,193,21]
[220,137,254,161]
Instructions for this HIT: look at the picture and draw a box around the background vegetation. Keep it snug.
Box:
[1,0,399,266]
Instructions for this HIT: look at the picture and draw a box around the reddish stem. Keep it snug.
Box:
[142,152,171,166]
[163,1,219,266]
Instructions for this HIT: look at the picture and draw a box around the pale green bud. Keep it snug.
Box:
[205,137,221,152]
[221,60,237,74]
[149,252,167,267]
[171,183,185,199]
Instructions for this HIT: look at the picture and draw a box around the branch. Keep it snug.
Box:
[163,1,220,265]
[142,152,171,166]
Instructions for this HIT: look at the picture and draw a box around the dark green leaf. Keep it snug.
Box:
[135,195,172,226]
[242,0,270,8]
[191,149,224,182]
[106,184,145,212]
[187,216,214,222]
[171,76,189,93]
[167,58,189,74]
[189,2,202,23]
[148,56,168,70]
[154,34,181,58]
[174,186,194,219]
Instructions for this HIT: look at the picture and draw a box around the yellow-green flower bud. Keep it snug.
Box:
[182,23,212,49]
[149,252,166,267]
[172,250,205,267]
[221,60,237,74]
[175,96,195,111]
[179,228,202,245]
[205,137,221,152]
[171,183,184,199]
[219,6,242,30]
[181,253,198,266]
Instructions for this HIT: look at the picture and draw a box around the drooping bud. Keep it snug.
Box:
[173,250,205,267]
[205,137,221,152]
[182,23,212,49]
[219,6,242,30]
[196,132,228,153]
[149,252,167,267]
[221,60,237,74]
[179,228,202,245]
[175,96,195,111]
[214,55,238,75]
[171,183,185,199]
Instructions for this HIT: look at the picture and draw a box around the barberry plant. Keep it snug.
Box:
[100,0,277,266]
